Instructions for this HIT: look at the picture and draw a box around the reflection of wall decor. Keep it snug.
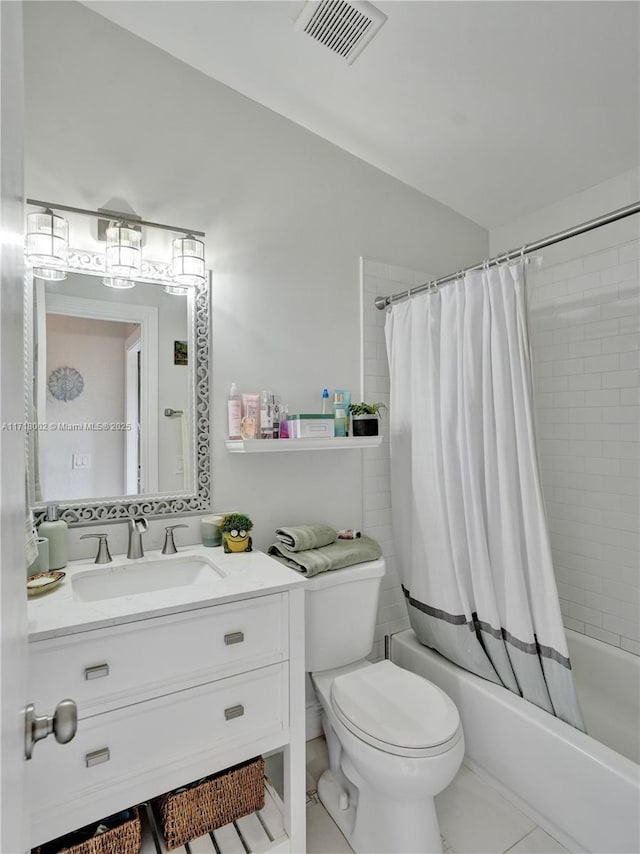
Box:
[48,366,84,402]
[174,340,188,366]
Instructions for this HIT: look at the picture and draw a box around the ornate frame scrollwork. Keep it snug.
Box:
[26,270,211,526]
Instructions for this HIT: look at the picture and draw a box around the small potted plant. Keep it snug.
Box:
[349,402,387,437]
[219,512,254,553]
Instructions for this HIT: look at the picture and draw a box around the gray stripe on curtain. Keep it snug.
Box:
[402,586,573,669]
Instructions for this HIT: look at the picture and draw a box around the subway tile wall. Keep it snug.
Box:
[528,239,640,655]
[361,259,429,661]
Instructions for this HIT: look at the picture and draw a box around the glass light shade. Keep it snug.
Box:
[33,267,67,281]
[164,284,189,296]
[25,210,68,266]
[105,223,142,278]
[172,235,205,286]
[103,277,136,290]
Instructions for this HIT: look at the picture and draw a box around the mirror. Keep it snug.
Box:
[25,269,211,525]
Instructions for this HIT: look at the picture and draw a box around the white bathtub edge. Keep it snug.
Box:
[391,628,640,854]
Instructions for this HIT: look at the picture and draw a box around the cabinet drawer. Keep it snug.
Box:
[29,594,288,717]
[28,662,287,848]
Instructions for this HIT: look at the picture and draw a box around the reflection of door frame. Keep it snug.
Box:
[124,328,141,495]
[44,294,159,494]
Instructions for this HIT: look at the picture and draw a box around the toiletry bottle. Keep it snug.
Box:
[321,388,330,414]
[335,389,351,434]
[333,392,347,437]
[38,504,68,570]
[260,390,274,439]
[227,383,241,440]
[271,394,281,439]
[279,404,290,439]
[240,392,260,439]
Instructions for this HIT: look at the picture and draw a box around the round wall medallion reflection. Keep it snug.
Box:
[48,366,84,402]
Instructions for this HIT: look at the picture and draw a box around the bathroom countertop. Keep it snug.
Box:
[27,546,305,642]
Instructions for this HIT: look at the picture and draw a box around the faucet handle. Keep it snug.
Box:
[80,533,112,564]
[162,524,188,556]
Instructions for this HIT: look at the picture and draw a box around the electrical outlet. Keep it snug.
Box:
[175,456,184,475]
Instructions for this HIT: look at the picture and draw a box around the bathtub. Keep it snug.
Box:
[391,628,640,854]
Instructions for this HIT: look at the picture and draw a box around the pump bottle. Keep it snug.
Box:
[38,504,68,570]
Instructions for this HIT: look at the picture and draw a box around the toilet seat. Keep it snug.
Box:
[330,660,462,758]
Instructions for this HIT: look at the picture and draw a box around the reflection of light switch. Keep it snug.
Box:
[72,454,91,470]
[176,456,184,475]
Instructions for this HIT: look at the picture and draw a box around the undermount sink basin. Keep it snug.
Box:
[71,555,225,602]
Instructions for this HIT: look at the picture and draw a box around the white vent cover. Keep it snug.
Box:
[295,1,387,65]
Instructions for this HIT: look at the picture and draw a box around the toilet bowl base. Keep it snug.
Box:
[317,769,356,842]
[317,767,445,854]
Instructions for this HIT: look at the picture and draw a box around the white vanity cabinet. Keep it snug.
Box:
[26,551,306,854]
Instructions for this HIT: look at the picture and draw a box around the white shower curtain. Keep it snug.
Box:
[385,261,584,730]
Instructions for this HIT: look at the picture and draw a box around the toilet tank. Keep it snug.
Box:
[304,558,386,672]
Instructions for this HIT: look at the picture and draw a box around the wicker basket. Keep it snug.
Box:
[32,806,141,854]
[154,756,265,850]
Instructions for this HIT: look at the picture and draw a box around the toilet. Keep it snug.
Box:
[305,558,464,854]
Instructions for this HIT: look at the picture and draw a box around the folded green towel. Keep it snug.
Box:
[275,523,337,552]
[268,535,382,577]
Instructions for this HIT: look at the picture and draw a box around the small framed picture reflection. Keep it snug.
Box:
[174,340,188,366]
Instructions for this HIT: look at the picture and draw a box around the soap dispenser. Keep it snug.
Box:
[38,504,68,570]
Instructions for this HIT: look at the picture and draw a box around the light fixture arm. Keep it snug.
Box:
[26,199,205,238]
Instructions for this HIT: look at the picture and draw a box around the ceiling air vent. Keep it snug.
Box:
[295,1,388,65]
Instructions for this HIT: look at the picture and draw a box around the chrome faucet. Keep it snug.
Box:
[127,516,149,559]
[162,524,188,555]
[80,533,112,564]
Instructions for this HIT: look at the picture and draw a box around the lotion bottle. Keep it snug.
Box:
[38,504,68,570]
[227,382,242,439]
[333,392,347,438]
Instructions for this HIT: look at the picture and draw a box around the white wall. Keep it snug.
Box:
[23,1,487,559]
[491,171,640,655]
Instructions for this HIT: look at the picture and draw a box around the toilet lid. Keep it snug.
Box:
[331,660,461,757]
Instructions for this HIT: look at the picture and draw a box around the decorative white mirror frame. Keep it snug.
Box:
[24,267,211,526]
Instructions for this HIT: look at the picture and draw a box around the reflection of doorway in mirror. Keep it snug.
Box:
[42,314,132,500]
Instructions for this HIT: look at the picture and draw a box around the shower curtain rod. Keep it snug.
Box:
[375,200,640,310]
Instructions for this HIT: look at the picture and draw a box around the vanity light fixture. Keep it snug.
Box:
[25,209,69,267]
[171,234,205,286]
[105,222,142,279]
[103,277,136,290]
[25,199,206,287]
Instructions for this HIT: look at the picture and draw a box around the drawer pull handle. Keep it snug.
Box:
[84,664,109,680]
[85,747,110,767]
[224,704,244,721]
[224,631,244,646]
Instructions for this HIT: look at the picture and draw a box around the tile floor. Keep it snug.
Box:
[303,737,570,854]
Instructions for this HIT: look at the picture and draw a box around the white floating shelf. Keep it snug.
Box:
[225,436,382,453]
